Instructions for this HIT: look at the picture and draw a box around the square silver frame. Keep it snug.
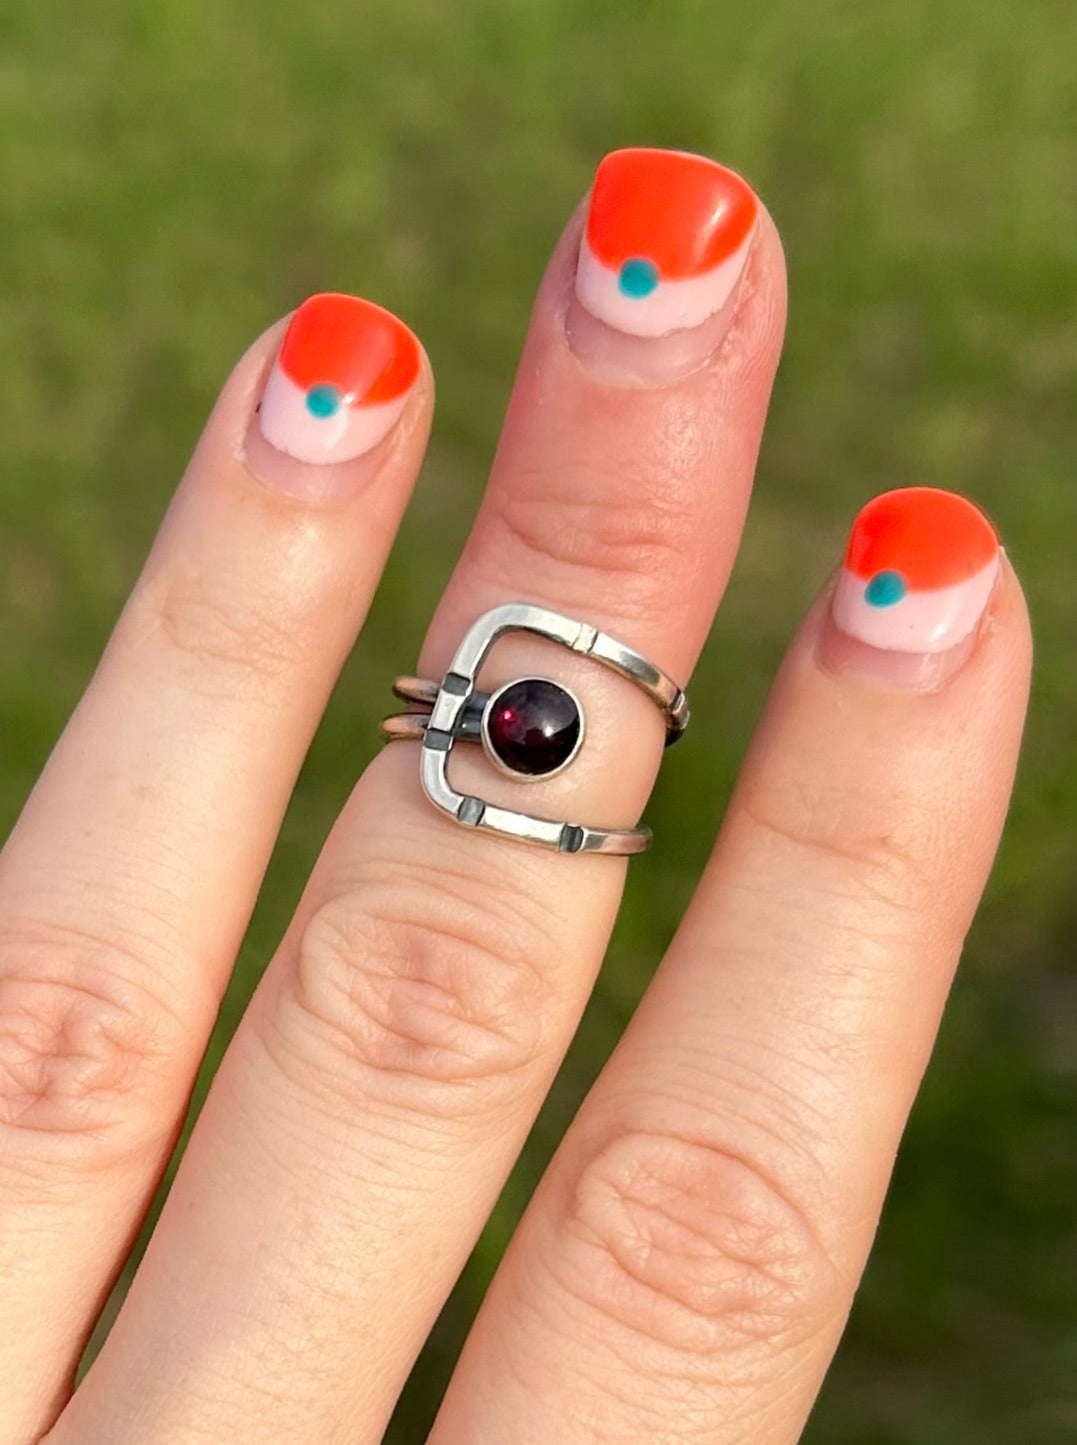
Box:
[418,602,688,855]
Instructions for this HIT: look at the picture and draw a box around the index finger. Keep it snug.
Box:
[0,294,432,1437]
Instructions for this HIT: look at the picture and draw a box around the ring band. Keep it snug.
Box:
[380,602,689,855]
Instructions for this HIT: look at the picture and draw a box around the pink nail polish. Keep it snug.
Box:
[258,293,420,465]
[830,488,1000,665]
[575,148,759,337]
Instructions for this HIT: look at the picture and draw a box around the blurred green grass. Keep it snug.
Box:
[1,0,1074,1439]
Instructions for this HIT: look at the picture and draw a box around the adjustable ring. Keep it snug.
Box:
[379,602,689,856]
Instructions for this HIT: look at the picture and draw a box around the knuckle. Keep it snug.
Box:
[736,780,936,916]
[555,1129,842,1360]
[480,467,696,623]
[149,566,300,692]
[0,919,180,1169]
[271,860,554,1116]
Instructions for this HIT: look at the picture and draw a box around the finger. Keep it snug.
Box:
[57,150,787,1444]
[428,493,1031,1445]
[0,294,430,1436]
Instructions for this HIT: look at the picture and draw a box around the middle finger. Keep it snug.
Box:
[60,149,787,1444]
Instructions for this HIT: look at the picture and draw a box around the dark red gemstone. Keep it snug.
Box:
[484,678,582,777]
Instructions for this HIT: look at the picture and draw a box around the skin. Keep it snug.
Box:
[0,194,1030,1445]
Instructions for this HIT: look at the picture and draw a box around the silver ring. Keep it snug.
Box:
[380,602,689,855]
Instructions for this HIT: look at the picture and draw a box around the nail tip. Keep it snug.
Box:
[832,489,1001,658]
[258,292,419,468]
[577,146,759,339]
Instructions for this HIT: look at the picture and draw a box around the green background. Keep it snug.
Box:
[1,1,1074,1440]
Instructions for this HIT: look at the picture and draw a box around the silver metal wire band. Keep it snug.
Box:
[380,602,689,855]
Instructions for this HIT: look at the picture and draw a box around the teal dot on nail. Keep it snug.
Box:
[306,383,342,418]
[618,257,659,298]
[865,570,907,607]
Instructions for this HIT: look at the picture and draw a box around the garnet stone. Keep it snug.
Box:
[483,677,583,778]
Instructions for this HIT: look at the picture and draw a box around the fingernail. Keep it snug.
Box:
[826,488,1000,687]
[258,293,420,465]
[574,147,759,339]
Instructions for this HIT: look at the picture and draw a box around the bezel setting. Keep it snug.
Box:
[479,676,586,782]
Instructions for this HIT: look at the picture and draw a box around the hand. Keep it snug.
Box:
[0,148,1030,1444]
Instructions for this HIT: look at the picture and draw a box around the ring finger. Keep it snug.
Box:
[430,504,1031,1444]
[54,149,787,1444]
